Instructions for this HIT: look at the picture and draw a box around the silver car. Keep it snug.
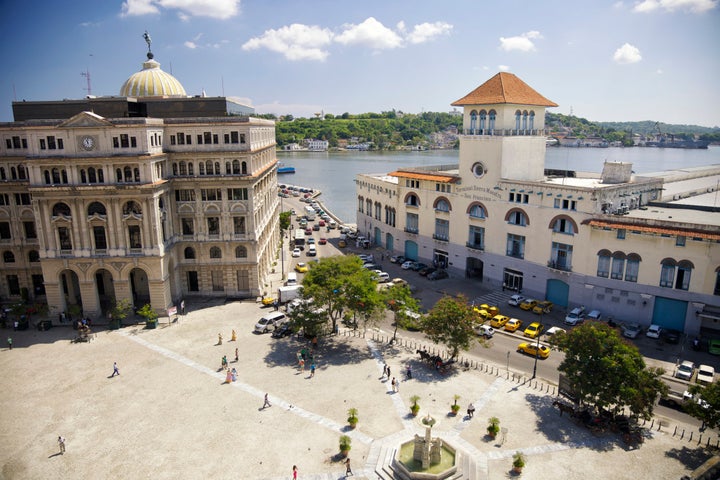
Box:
[622,323,642,339]
[676,360,695,381]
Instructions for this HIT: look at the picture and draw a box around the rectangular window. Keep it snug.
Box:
[405,213,419,233]
[39,138,46,150]
[57,138,64,149]
[211,270,224,292]
[227,188,248,200]
[113,137,120,148]
[617,229,626,240]
[93,226,107,250]
[120,134,129,148]
[597,255,610,278]
[676,235,686,246]
[177,133,185,145]
[224,133,230,144]
[233,217,246,235]
[467,225,484,250]
[23,221,37,239]
[554,198,560,208]
[551,242,573,271]
[47,136,57,150]
[660,264,674,288]
[434,218,449,241]
[5,139,11,149]
[197,134,203,144]
[130,137,137,148]
[204,132,212,144]
[170,135,176,145]
[128,225,141,249]
[240,134,246,144]
[374,203,381,220]
[181,218,194,235]
[625,259,639,282]
[357,197,364,213]
[0,222,11,240]
[15,193,31,205]
[32,274,45,295]
[201,189,222,201]
[231,131,239,143]
[7,275,20,295]
[58,227,72,250]
[213,134,219,144]
[611,257,625,279]
[506,234,525,259]
[207,217,220,236]
[175,189,196,202]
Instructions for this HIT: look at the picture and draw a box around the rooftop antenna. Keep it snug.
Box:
[81,69,92,96]
[143,30,153,58]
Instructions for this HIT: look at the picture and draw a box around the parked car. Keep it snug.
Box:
[271,323,294,338]
[676,360,695,381]
[545,326,566,337]
[428,270,448,281]
[646,324,662,339]
[622,323,642,339]
[410,262,428,272]
[254,312,287,334]
[586,310,602,321]
[294,262,308,273]
[490,315,510,329]
[504,318,523,332]
[291,248,301,258]
[532,301,553,315]
[390,255,406,264]
[374,271,391,283]
[473,307,492,322]
[524,322,544,339]
[358,254,374,262]
[564,307,586,326]
[519,299,538,311]
[507,294,526,306]
[662,329,681,344]
[401,260,415,270]
[697,364,716,385]
[709,339,720,355]
[475,324,495,339]
[517,342,550,359]
[418,267,436,277]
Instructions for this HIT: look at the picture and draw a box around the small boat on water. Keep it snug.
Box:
[277,162,295,174]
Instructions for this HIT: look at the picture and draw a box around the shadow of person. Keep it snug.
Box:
[48,452,63,459]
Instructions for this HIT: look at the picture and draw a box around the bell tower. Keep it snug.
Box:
[451,72,557,186]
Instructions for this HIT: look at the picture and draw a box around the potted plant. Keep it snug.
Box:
[410,395,421,416]
[347,408,358,429]
[450,394,461,416]
[339,435,352,457]
[137,304,158,329]
[487,417,500,438]
[512,451,525,473]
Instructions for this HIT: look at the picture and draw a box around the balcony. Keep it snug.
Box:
[461,128,547,137]
[404,227,419,234]
[432,234,449,242]
[547,260,572,272]
[466,242,484,251]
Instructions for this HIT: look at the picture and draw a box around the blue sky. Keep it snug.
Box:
[1,0,718,126]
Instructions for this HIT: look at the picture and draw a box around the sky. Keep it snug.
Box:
[1,0,719,127]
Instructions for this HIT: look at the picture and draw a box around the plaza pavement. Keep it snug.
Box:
[0,289,714,479]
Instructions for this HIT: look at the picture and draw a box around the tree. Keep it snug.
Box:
[109,298,133,327]
[298,256,378,334]
[279,211,292,233]
[420,295,478,359]
[685,381,720,430]
[551,322,666,419]
[381,284,419,342]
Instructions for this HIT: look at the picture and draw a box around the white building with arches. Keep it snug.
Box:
[356,72,720,337]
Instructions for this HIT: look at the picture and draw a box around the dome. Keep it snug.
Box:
[120,55,187,97]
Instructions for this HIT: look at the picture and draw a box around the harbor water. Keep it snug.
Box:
[278,146,720,224]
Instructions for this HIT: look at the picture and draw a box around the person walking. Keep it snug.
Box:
[58,435,66,454]
[263,393,271,409]
[217,333,223,345]
[231,329,237,342]
[221,355,228,369]
[299,358,305,371]
[6,337,12,350]
[381,363,387,379]
[110,362,120,377]
[391,377,397,392]
[310,363,316,378]
[467,403,475,418]
[234,347,239,362]
[345,457,353,476]
[292,464,298,479]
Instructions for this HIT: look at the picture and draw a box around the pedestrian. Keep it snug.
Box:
[381,363,387,379]
[293,465,298,479]
[231,368,237,382]
[273,300,279,311]
[110,362,120,377]
[222,355,228,369]
[225,368,233,383]
[310,363,316,378]
[58,435,66,454]
[299,358,305,371]
[231,329,237,342]
[406,364,412,379]
[217,333,223,345]
[7,337,12,350]
[391,377,397,392]
[467,403,475,418]
[263,393,271,409]
[387,365,391,378]
[345,457,353,476]
[234,347,239,362]
[395,377,400,392]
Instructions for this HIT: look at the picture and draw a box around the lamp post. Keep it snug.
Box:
[531,310,542,380]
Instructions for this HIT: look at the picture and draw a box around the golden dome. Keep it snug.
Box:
[120,56,187,97]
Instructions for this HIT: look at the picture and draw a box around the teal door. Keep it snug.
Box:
[386,233,394,252]
[374,227,382,246]
[546,279,569,308]
[652,297,687,330]
[404,240,418,261]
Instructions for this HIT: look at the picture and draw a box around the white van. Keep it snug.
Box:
[307,245,317,256]
[286,272,298,286]
[254,311,287,334]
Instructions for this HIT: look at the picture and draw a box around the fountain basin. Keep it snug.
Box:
[392,440,457,480]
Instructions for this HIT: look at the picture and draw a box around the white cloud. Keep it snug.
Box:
[613,43,642,64]
[335,17,403,50]
[121,0,240,19]
[242,24,334,62]
[499,30,543,52]
[498,65,511,71]
[184,41,197,49]
[613,1,626,8]
[406,22,453,44]
[633,0,717,13]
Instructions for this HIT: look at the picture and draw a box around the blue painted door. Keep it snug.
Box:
[546,279,569,308]
[374,227,382,246]
[404,240,418,261]
[652,297,687,330]
[386,233,394,252]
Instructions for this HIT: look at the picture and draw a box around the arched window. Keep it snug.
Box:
[123,201,142,215]
[434,198,451,212]
[52,168,61,184]
[61,170,68,183]
[235,246,247,258]
[17,165,26,180]
[11,167,16,180]
[506,209,528,226]
[660,258,676,288]
[479,110,487,131]
[366,198,372,214]
[522,111,528,131]
[124,166,132,182]
[232,160,240,174]
[529,111,535,131]
[515,110,521,131]
[0,167,5,180]
[133,168,140,182]
[87,202,107,216]
[225,161,232,175]
[242,161,248,174]
[676,260,693,290]
[488,110,496,131]
[28,250,40,262]
[98,168,104,182]
[80,169,87,183]
[172,163,178,176]
[198,162,205,175]
[611,252,626,280]
[597,249,611,277]
[52,202,71,217]
[468,203,487,219]
[206,161,213,175]
[470,110,478,132]
[405,193,420,207]
[88,167,97,183]
[214,162,220,174]
[44,170,51,184]
[550,216,577,234]
[184,247,195,259]
[116,168,123,182]
[625,253,641,282]
[358,196,364,213]
[188,163,194,175]
[209,246,222,258]
[179,161,187,175]
[3,251,15,263]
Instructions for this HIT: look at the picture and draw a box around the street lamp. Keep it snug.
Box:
[531,310,542,380]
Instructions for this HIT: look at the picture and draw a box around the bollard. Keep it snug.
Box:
[681,429,684,440]
[650,420,654,429]
[657,422,661,432]
[673,426,677,436]
[689,432,693,442]
[698,434,702,445]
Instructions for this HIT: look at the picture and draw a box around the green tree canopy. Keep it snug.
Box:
[381,284,420,342]
[551,323,667,419]
[421,294,478,359]
[685,381,720,430]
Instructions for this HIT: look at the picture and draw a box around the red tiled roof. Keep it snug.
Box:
[389,171,458,183]
[451,72,558,107]
[585,219,720,241]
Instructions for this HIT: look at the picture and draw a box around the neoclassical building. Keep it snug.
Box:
[356,72,720,336]
[0,46,280,317]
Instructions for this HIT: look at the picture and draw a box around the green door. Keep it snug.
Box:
[546,279,569,308]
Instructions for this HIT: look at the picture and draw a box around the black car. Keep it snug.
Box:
[37,319,53,331]
[428,270,449,281]
[418,266,436,277]
[662,328,682,344]
[271,324,293,338]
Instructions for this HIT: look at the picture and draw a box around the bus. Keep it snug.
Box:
[304,205,316,220]
[293,229,306,246]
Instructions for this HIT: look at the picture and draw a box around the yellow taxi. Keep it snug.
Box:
[523,322,544,339]
[261,296,276,306]
[517,342,550,359]
[489,314,510,329]
[504,318,523,332]
[473,307,492,322]
[532,301,553,315]
[519,299,538,311]
[294,262,309,273]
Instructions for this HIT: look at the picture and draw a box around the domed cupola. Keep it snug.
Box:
[119,31,187,98]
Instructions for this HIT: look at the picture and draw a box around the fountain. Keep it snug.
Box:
[392,414,457,480]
